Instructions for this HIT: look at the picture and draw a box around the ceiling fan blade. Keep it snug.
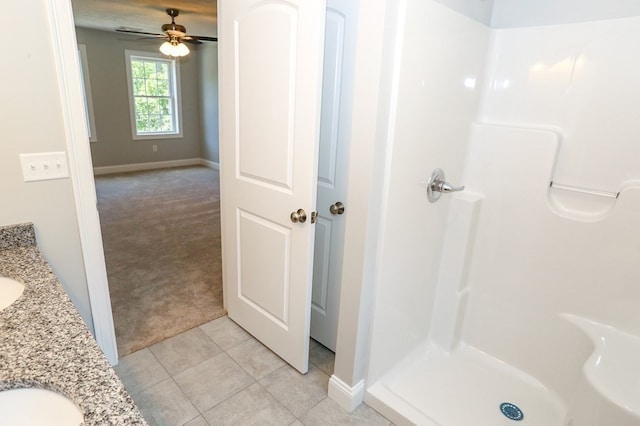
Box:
[116,28,165,37]
[182,38,203,45]
[187,35,218,42]
[134,36,168,41]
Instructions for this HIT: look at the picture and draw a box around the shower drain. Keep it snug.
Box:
[500,402,524,421]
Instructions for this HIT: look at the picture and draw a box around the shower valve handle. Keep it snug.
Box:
[438,181,465,193]
[426,168,465,203]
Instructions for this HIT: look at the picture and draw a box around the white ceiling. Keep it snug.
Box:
[71,0,218,38]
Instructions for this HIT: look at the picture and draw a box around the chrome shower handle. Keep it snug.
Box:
[438,181,465,193]
[426,168,464,202]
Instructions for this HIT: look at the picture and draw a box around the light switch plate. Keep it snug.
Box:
[19,152,70,182]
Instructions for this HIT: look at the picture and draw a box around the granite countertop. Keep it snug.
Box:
[0,223,147,425]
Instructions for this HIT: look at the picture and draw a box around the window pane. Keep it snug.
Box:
[145,79,159,96]
[134,97,149,115]
[131,61,145,79]
[133,78,146,95]
[144,61,156,79]
[149,115,161,130]
[157,79,169,96]
[147,98,161,114]
[159,98,170,115]
[156,63,168,79]
[136,118,148,132]
[161,115,172,131]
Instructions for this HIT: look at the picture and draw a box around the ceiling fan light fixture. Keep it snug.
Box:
[117,8,217,52]
[160,39,190,57]
[175,42,190,57]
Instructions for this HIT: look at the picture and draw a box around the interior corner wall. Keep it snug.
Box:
[199,43,220,164]
[433,0,495,26]
[365,0,491,384]
[491,0,640,27]
[74,28,203,168]
[2,0,93,332]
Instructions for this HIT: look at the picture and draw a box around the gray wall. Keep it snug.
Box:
[75,28,204,167]
[2,0,93,331]
[199,43,220,164]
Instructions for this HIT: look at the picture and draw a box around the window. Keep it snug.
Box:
[125,50,182,139]
[77,44,97,142]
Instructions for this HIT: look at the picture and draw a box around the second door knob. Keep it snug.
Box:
[329,202,345,215]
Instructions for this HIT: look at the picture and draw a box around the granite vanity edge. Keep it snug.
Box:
[0,223,36,251]
[0,229,147,425]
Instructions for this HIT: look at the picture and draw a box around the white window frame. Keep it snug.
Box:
[124,49,183,140]
[77,44,97,142]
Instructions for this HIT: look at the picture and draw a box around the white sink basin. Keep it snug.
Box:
[0,388,84,425]
[0,277,25,310]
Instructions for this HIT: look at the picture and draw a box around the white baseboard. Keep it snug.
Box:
[328,375,365,412]
[200,159,220,170]
[93,158,202,175]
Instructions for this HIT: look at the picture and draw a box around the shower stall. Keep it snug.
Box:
[363,1,640,424]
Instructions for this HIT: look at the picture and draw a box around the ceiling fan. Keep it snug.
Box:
[116,8,217,57]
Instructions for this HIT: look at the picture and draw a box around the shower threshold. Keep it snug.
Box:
[366,344,566,425]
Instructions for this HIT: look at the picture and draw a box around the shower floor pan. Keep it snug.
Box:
[366,344,566,425]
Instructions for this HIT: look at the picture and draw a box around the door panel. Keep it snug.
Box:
[311,217,332,316]
[237,4,296,189]
[238,210,290,325]
[316,11,344,192]
[310,2,355,351]
[219,0,326,373]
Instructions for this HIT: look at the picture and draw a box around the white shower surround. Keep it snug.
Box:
[364,1,640,424]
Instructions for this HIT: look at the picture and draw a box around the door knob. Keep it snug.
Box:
[329,202,345,215]
[290,209,307,223]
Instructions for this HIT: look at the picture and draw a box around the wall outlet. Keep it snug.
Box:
[153,145,158,152]
[19,152,70,182]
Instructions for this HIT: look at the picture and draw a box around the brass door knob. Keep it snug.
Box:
[290,209,307,223]
[329,202,345,215]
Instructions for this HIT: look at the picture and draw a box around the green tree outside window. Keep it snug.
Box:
[131,59,175,133]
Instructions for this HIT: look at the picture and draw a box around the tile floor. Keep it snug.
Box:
[114,316,391,425]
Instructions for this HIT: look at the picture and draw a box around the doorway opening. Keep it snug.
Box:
[72,11,223,357]
[94,166,224,356]
[72,0,355,371]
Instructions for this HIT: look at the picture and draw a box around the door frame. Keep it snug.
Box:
[46,0,118,365]
[328,0,399,411]
[50,0,392,411]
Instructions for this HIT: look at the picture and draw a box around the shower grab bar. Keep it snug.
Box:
[549,182,619,199]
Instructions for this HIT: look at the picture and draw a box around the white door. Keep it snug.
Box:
[219,0,327,373]
[310,0,356,352]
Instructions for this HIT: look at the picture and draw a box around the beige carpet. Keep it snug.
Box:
[95,166,225,357]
